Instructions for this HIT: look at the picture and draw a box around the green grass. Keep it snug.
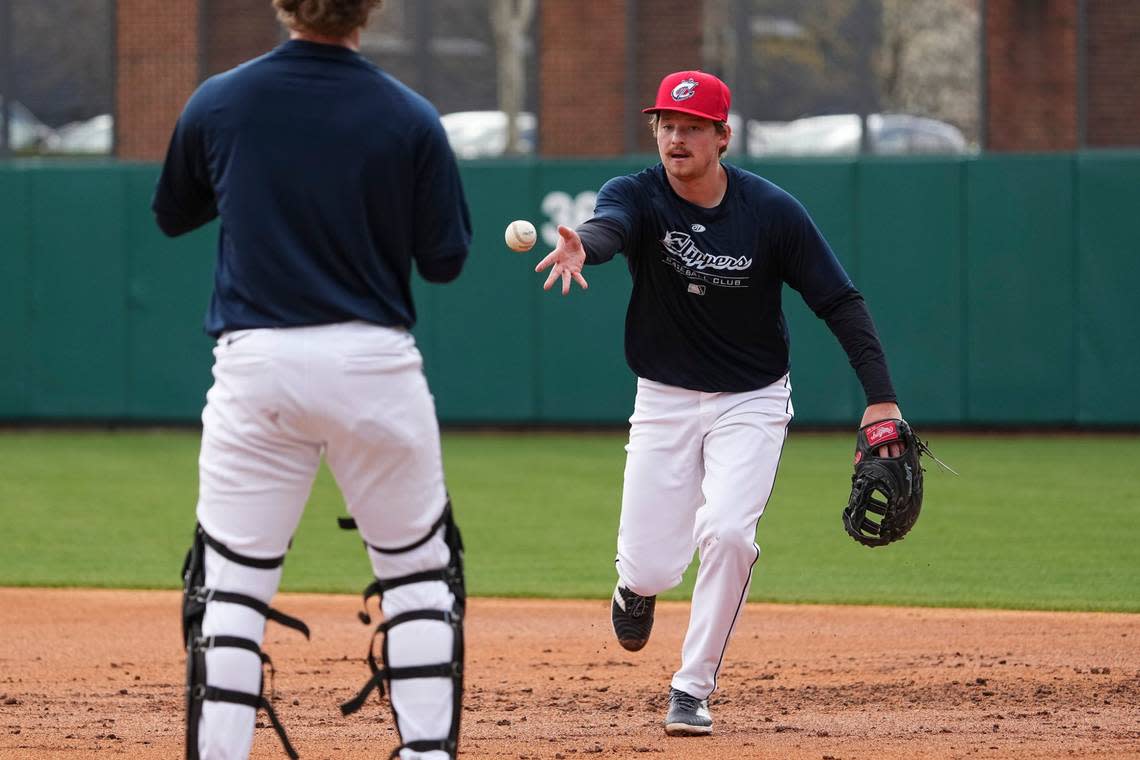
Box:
[1,429,1138,612]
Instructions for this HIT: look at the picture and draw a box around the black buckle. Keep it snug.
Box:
[190,587,214,605]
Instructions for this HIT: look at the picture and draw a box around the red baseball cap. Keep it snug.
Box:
[643,70,731,123]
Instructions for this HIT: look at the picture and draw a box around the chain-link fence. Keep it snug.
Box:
[0,0,984,160]
[362,0,539,158]
[710,0,980,157]
[0,0,114,156]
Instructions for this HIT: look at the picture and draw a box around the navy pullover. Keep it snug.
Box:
[153,40,472,337]
[578,163,895,401]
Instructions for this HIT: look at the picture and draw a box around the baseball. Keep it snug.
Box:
[505,219,537,252]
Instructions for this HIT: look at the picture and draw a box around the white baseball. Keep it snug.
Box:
[505,219,537,252]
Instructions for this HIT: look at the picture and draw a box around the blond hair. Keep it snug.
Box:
[273,0,382,38]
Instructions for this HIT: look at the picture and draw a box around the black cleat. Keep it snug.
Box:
[664,687,713,736]
[611,584,656,652]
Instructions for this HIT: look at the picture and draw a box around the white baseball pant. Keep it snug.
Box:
[615,375,793,699]
[194,321,454,760]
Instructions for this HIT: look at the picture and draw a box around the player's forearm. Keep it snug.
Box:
[577,217,625,265]
[820,292,897,404]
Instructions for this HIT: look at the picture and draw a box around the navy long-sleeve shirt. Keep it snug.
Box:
[577,163,895,401]
[153,40,472,337]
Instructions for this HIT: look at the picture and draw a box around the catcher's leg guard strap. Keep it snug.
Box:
[341,502,465,759]
[183,524,307,760]
[340,500,462,559]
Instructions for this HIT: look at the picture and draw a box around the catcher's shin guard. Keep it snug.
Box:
[182,525,310,759]
[339,501,465,759]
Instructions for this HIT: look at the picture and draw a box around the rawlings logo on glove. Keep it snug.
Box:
[842,419,954,548]
[864,420,899,446]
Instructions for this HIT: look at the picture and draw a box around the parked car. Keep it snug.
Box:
[437,109,968,159]
[0,96,55,151]
[748,113,970,156]
[50,113,113,154]
[440,110,536,159]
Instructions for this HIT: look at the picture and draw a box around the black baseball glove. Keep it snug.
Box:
[843,418,933,548]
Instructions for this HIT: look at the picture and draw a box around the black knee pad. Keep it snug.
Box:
[182,525,309,760]
[339,501,466,759]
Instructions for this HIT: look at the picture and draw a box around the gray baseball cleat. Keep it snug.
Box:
[664,687,713,736]
[611,584,656,652]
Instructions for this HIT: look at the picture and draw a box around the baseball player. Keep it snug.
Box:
[535,70,903,736]
[152,2,471,758]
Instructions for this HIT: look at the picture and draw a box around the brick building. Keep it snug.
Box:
[537,0,702,155]
[114,0,1139,159]
[115,0,278,160]
[115,0,700,160]
[984,0,1140,150]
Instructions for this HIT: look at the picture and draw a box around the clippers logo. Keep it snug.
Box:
[671,78,699,102]
[865,421,899,446]
[662,232,750,271]
[660,231,752,289]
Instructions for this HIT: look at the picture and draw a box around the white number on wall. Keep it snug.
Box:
[540,191,598,248]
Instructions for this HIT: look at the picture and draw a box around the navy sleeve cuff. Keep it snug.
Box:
[578,218,625,265]
[416,249,467,283]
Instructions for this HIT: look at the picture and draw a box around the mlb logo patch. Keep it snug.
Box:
[687,283,706,296]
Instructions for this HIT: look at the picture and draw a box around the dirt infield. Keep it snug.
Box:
[1,589,1137,759]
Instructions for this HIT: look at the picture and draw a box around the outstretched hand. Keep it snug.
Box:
[534,225,589,295]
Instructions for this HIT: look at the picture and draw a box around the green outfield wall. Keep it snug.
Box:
[1,154,1137,426]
